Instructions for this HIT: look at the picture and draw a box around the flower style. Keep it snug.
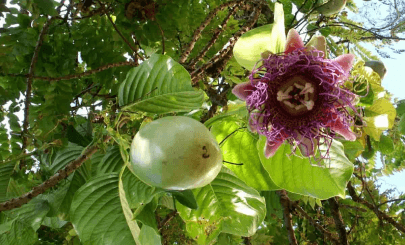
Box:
[232,29,358,159]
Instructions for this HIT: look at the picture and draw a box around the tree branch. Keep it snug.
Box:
[0,136,111,212]
[188,4,241,70]
[178,0,243,64]
[190,2,261,84]
[21,17,54,168]
[292,202,339,244]
[347,181,405,233]
[328,197,348,245]
[277,190,298,245]
[2,61,137,82]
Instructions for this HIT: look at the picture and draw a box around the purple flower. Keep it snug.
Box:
[232,29,358,159]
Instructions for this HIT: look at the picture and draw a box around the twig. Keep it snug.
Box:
[155,20,165,54]
[105,12,137,60]
[292,202,339,244]
[21,17,54,168]
[277,190,298,245]
[178,0,243,63]
[188,4,241,70]
[158,210,178,231]
[377,198,405,208]
[0,136,111,212]
[347,181,405,233]
[328,197,348,245]
[190,3,261,84]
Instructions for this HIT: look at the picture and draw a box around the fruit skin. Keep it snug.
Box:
[364,60,387,80]
[316,0,347,16]
[129,116,223,190]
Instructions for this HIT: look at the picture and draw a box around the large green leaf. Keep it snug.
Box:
[2,198,50,231]
[97,145,125,175]
[0,219,37,245]
[177,167,266,242]
[118,168,142,245]
[258,136,353,199]
[70,173,137,245]
[121,167,165,209]
[118,54,204,114]
[0,163,14,202]
[42,144,90,219]
[211,120,279,190]
[233,3,286,70]
[48,144,84,173]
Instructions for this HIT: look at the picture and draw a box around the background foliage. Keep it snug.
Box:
[0,0,404,244]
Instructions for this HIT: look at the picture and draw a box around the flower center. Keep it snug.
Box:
[277,75,317,116]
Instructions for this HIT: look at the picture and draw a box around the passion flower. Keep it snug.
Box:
[232,29,358,159]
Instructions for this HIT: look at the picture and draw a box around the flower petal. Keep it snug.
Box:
[264,140,284,158]
[285,29,304,54]
[333,54,355,74]
[232,82,254,101]
[329,118,357,141]
[297,136,318,157]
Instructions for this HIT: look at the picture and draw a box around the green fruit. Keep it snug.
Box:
[129,116,223,190]
[364,60,387,80]
[316,0,347,16]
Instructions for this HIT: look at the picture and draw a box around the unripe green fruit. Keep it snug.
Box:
[129,116,223,190]
[316,0,347,16]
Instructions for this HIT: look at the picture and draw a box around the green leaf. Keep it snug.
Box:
[0,163,14,202]
[177,167,266,240]
[211,120,279,190]
[33,0,58,16]
[41,217,68,229]
[341,140,364,161]
[0,219,37,245]
[121,167,165,209]
[204,103,248,128]
[2,198,50,231]
[67,125,91,147]
[171,189,198,210]
[262,191,283,223]
[97,145,125,175]
[396,99,405,117]
[48,144,83,173]
[233,3,285,70]
[118,54,204,114]
[258,136,353,199]
[139,225,161,245]
[118,168,142,245]
[398,114,405,135]
[378,135,394,154]
[70,173,137,245]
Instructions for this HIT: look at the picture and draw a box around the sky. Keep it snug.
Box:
[0,1,404,194]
